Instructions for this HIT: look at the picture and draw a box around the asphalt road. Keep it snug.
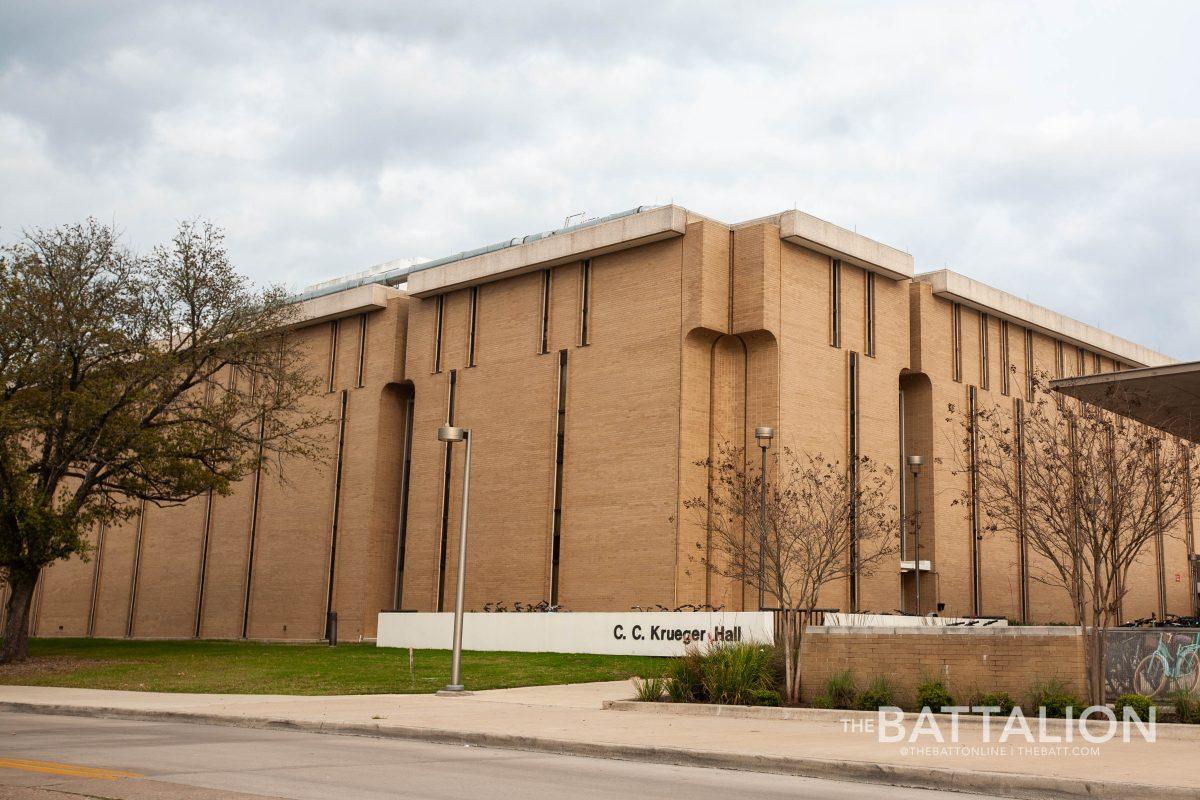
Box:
[0,712,1005,800]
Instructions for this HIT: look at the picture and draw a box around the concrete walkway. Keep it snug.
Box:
[0,682,1194,799]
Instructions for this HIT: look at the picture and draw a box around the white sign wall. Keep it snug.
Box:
[376,611,775,657]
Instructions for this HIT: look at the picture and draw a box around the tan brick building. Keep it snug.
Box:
[13,206,1199,641]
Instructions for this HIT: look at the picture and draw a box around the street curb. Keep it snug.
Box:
[0,701,1191,800]
[602,699,1200,741]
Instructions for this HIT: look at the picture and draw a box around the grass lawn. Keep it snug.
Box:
[0,638,664,695]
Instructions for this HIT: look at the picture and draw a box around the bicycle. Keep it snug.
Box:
[1133,631,1200,695]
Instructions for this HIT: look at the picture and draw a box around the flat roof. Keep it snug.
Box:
[297,204,917,301]
[1053,361,1200,442]
[917,269,1173,368]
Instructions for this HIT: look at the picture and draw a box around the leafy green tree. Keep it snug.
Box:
[0,219,328,663]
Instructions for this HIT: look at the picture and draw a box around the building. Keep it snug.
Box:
[12,206,1199,642]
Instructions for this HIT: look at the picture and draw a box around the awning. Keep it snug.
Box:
[1052,361,1200,443]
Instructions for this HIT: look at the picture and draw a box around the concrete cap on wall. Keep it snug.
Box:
[406,205,689,297]
[778,210,914,281]
[292,283,401,329]
[918,269,1173,368]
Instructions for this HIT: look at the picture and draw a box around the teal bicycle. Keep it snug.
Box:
[1133,632,1200,696]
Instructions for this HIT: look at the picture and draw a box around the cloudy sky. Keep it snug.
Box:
[2,1,1198,355]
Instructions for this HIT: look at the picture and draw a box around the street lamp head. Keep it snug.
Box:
[754,426,775,448]
[438,425,467,443]
[907,454,923,472]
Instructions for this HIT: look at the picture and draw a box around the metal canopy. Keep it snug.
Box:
[1052,360,1200,443]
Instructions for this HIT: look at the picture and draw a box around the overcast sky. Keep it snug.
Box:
[3,1,1198,355]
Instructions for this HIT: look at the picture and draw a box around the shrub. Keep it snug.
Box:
[665,647,706,703]
[1028,679,1083,718]
[633,675,666,702]
[701,643,776,706]
[972,690,1015,715]
[1113,693,1154,721]
[749,688,782,707]
[856,676,897,711]
[1167,689,1200,724]
[916,679,954,712]
[814,670,858,709]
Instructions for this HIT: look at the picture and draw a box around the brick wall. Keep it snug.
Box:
[799,626,1087,705]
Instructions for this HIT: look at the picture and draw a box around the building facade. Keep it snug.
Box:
[11,206,1199,641]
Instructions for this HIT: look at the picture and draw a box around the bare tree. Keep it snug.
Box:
[685,444,898,704]
[948,371,1196,703]
[0,219,329,663]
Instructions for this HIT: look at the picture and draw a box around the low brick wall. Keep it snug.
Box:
[799,626,1086,705]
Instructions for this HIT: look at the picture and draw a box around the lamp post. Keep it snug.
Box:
[754,426,774,610]
[907,454,923,616]
[437,424,472,694]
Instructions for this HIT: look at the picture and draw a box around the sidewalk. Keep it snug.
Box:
[1,681,1195,799]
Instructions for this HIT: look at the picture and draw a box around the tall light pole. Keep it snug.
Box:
[755,426,774,610]
[907,454,923,616]
[437,424,472,694]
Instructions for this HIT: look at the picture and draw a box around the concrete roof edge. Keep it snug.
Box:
[777,210,914,280]
[917,269,1173,368]
[1051,359,1200,388]
[292,283,402,329]
[406,205,688,297]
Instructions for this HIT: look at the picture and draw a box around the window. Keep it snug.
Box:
[1055,340,1064,378]
[1024,329,1035,401]
[467,287,479,367]
[539,270,551,354]
[848,351,860,612]
[327,320,339,392]
[864,271,876,357]
[979,312,990,390]
[355,313,367,387]
[1094,352,1102,375]
[1000,320,1011,396]
[951,303,963,382]
[968,384,981,616]
[432,296,444,374]
[579,259,591,346]
[1076,346,1086,376]
[435,369,457,611]
[830,259,842,348]
[550,350,568,605]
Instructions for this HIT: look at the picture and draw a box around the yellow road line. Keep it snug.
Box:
[0,757,142,780]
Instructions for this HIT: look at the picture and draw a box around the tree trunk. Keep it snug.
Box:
[1,567,39,664]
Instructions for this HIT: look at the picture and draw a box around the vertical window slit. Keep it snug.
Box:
[436,369,457,611]
[951,303,962,382]
[1024,329,1035,401]
[980,312,990,390]
[126,499,147,638]
[550,349,568,605]
[848,351,860,611]
[325,389,348,641]
[193,489,214,638]
[830,259,842,348]
[241,413,266,639]
[327,320,338,392]
[393,396,415,608]
[1000,320,1011,396]
[467,286,479,367]
[579,260,591,346]
[865,271,876,357]
[1055,340,1065,378]
[355,313,367,387]
[433,296,444,373]
[86,524,106,637]
[968,385,981,616]
[1015,397,1029,622]
[539,269,551,354]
